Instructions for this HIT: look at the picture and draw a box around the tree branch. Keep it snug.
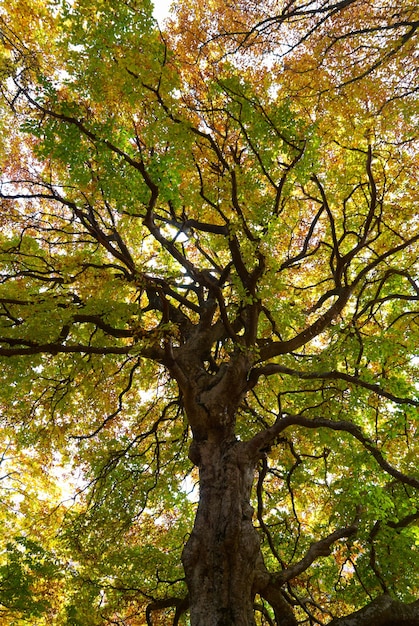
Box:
[247,363,419,407]
[246,413,419,489]
[273,507,362,585]
[329,594,419,626]
[258,287,352,360]
[145,596,189,626]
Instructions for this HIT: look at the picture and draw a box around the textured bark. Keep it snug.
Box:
[176,357,419,626]
[182,438,260,626]
[257,582,298,626]
[329,594,419,626]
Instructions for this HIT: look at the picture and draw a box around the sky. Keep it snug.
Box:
[152,0,174,25]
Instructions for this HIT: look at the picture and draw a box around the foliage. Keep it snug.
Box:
[0,0,418,624]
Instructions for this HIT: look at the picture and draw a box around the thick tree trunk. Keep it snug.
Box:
[182,437,260,626]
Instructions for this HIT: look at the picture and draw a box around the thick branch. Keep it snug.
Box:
[246,414,419,489]
[247,363,419,407]
[0,340,164,360]
[0,342,132,356]
[329,594,419,626]
[258,585,298,626]
[273,507,361,585]
[146,596,189,626]
[258,288,352,360]
[286,415,419,489]
[258,225,419,361]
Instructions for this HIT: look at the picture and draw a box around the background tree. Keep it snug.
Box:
[0,0,418,624]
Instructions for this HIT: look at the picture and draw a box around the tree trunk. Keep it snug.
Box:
[182,437,260,626]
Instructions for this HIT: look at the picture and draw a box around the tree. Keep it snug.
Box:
[0,0,418,624]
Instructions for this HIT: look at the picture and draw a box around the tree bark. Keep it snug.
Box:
[329,594,419,626]
[182,437,260,626]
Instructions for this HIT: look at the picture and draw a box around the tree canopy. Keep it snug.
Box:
[0,0,418,624]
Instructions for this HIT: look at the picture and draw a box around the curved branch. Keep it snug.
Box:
[145,596,189,626]
[259,225,419,361]
[247,363,419,407]
[258,287,352,360]
[273,507,362,586]
[257,585,298,626]
[74,357,142,440]
[285,415,419,489]
[246,414,419,489]
[70,314,134,338]
[329,594,419,626]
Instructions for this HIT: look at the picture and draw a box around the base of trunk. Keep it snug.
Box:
[182,439,260,626]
